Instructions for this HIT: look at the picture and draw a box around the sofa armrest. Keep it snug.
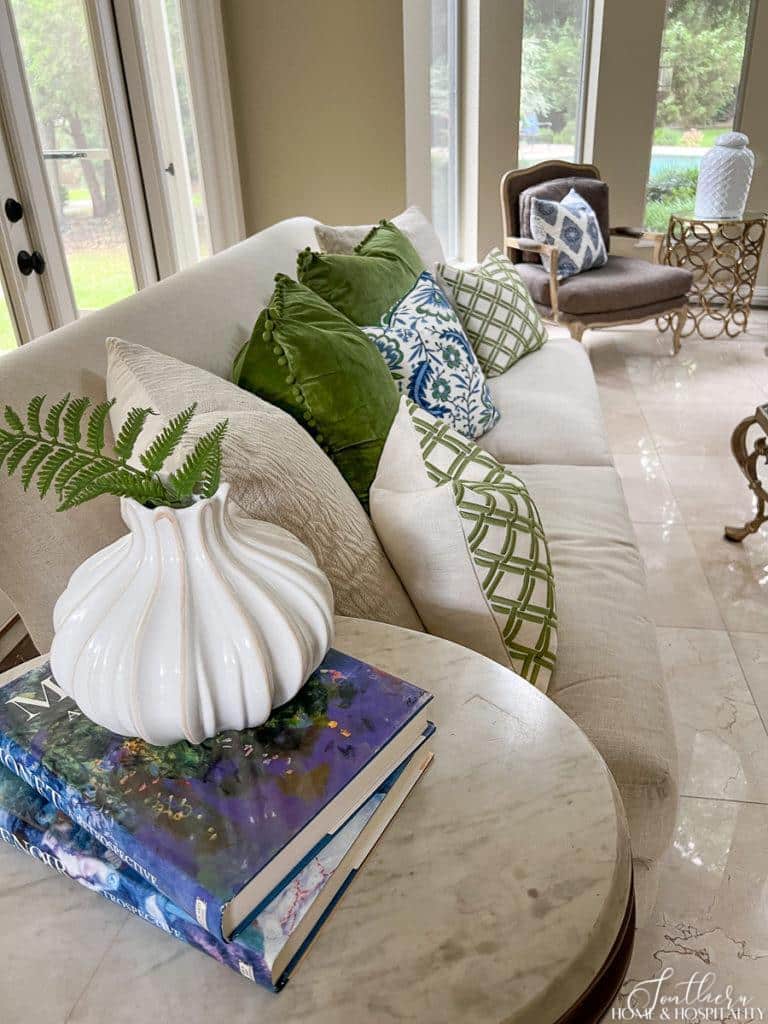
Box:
[504,236,560,317]
[610,226,665,263]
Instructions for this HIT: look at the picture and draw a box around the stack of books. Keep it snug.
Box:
[0,648,434,991]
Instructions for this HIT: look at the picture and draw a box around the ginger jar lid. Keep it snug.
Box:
[714,131,750,149]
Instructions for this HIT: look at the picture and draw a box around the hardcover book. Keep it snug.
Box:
[0,746,433,990]
[0,650,432,940]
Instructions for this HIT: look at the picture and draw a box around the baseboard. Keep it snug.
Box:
[753,285,768,308]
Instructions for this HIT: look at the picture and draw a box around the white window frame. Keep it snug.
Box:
[113,0,245,278]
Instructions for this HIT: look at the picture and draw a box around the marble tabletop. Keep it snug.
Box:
[0,618,631,1024]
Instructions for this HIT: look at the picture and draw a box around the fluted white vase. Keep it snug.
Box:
[50,483,334,745]
[694,131,755,219]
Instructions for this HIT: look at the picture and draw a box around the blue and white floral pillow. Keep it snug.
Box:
[531,188,608,281]
[363,271,500,440]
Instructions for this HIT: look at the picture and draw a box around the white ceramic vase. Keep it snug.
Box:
[50,483,334,745]
[694,131,755,219]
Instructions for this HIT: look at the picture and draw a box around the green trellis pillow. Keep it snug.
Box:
[370,397,557,691]
[438,248,547,377]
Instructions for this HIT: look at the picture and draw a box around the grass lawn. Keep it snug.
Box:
[0,246,134,356]
[653,125,726,147]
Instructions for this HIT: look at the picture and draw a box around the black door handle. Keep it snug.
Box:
[17,250,45,276]
[4,197,23,223]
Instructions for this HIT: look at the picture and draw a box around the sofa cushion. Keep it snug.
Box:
[371,399,558,691]
[517,255,693,316]
[234,275,399,508]
[477,338,611,466]
[106,340,422,633]
[297,220,424,326]
[362,271,499,440]
[437,248,547,377]
[508,462,678,863]
[520,177,610,262]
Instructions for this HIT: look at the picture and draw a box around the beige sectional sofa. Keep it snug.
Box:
[0,216,677,921]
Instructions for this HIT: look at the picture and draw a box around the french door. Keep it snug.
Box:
[0,0,242,354]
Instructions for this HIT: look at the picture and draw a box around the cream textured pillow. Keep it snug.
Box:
[106,339,422,631]
[314,206,445,270]
[370,398,557,690]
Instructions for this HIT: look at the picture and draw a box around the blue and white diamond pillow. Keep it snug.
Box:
[530,188,608,281]
[363,271,500,440]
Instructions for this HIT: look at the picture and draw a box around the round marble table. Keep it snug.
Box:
[0,618,633,1024]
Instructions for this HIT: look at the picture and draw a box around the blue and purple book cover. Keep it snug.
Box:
[0,759,400,990]
[0,649,432,943]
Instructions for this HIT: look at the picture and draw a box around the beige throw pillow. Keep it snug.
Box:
[106,339,422,631]
[314,206,445,270]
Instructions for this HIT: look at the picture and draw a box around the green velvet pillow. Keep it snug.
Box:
[297,220,425,326]
[233,274,399,507]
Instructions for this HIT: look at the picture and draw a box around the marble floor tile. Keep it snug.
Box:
[660,453,757,527]
[633,523,724,629]
[614,452,681,525]
[611,798,768,1021]
[730,631,768,733]
[689,524,768,634]
[596,383,657,455]
[636,394,761,457]
[656,627,768,802]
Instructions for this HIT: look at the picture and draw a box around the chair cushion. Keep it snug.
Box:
[517,256,693,316]
[507,462,678,864]
[520,177,610,262]
[477,339,612,466]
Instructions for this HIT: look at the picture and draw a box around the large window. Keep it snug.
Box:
[518,0,590,168]
[430,0,459,257]
[644,0,753,230]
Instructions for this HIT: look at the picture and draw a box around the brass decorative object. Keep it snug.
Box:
[658,213,767,340]
[724,403,768,542]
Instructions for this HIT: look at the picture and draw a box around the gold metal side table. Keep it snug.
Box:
[725,402,768,542]
[658,211,767,340]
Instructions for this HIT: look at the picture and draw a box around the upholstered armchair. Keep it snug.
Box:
[501,160,693,353]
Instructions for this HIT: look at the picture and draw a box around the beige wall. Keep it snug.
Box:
[737,0,768,293]
[461,0,523,261]
[585,0,666,231]
[221,0,407,233]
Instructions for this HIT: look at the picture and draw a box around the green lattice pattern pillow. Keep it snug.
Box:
[438,248,547,377]
[370,398,557,690]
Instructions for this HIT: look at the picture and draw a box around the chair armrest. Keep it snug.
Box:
[503,238,560,317]
[610,227,665,262]
[505,235,557,255]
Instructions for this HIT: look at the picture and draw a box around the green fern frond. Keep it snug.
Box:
[36,448,73,498]
[58,469,171,511]
[200,443,222,499]
[26,396,45,436]
[54,453,91,496]
[6,438,36,476]
[139,404,196,472]
[62,397,91,446]
[86,400,115,455]
[168,421,228,499]
[45,394,71,441]
[3,395,225,512]
[114,407,153,462]
[20,443,53,491]
[4,406,23,434]
[59,457,119,506]
[0,435,22,472]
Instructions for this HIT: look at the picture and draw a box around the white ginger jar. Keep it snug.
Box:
[694,131,755,219]
[50,483,334,745]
